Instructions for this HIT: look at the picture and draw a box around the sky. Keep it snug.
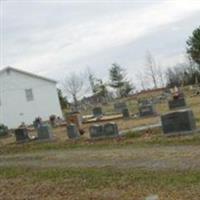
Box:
[0,0,200,86]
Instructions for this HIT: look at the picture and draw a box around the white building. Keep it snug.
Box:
[0,67,63,128]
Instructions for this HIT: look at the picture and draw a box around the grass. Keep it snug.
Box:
[1,129,200,155]
[0,166,200,200]
[0,90,199,199]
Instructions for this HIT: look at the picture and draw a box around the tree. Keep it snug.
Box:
[136,70,146,90]
[145,51,158,88]
[187,26,200,68]
[57,89,69,110]
[62,72,85,111]
[87,69,108,100]
[87,69,96,94]
[120,81,135,97]
[109,63,133,97]
[157,64,165,87]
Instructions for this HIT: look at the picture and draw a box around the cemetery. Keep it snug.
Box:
[0,84,200,200]
[1,2,200,199]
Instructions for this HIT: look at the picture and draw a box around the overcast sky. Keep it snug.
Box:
[0,0,200,84]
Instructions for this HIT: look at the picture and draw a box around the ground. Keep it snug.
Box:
[0,91,200,200]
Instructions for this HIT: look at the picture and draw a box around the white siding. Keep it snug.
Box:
[0,69,63,128]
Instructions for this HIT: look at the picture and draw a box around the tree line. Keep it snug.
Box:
[59,26,200,109]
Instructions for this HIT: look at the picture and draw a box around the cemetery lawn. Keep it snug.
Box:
[0,92,199,199]
[0,135,200,200]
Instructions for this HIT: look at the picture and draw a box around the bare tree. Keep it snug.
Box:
[136,70,146,90]
[157,64,165,87]
[62,72,85,111]
[145,51,158,88]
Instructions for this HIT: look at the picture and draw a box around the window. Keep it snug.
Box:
[25,89,34,101]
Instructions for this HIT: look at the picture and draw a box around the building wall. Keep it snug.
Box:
[0,69,63,128]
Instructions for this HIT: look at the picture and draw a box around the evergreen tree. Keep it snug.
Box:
[187,26,200,68]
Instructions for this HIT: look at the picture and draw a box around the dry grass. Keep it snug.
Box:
[0,93,200,199]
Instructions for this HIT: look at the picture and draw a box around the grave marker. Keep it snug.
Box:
[0,124,8,137]
[168,98,186,110]
[139,104,156,117]
[14,128,30,143]
[37,124,53,140]
[67,124,80,139]
[161,108,196,135]
[93,107,103,117]
[104,122,119,137]
[89,124,104,138]
[122,108,130,118]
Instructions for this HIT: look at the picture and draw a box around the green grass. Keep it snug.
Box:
[0,166,200,188]
[1,129,200,155]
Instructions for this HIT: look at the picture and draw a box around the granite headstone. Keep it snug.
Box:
[161,108,196,135]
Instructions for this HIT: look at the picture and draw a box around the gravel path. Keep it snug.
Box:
[0,145,200,170]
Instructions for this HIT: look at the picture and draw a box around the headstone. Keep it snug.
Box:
[0,124,8,137]
[139,104,156,117]
[114,102,127,113]
[67,124,80,139]
[122,108,130,118]
[161,108,196,135]
[104,122,119,137]
[89,124,104,138]
[14,128,30,143]
[168,98,186,110]
[93,107,103,117]
[37,124,53,140]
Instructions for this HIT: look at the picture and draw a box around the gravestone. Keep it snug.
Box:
[139,104,156,117]
[67,124,80,139]
[0,124,8,137]
[93,107,103,117]
[37,124,53,140]
[161,109,196,135]
[168,98,186,110]
[114,102,127,113]
[122,108,130,118]
[104,122,119,137]
[14,128,30,143]
[89,124,104,138]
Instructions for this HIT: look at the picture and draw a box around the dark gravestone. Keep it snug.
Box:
[114,102,127,113]
[89,124,104,138]
[67,124,80,139]
[161,109,196,135]
[0,124,8,137]
[139,104,155,117]
[104,122,119,137]
[93,107,103,117]
[122,108,130,118]
[168,98,186,110]
[37,124,53,140]
[14,128,30,143]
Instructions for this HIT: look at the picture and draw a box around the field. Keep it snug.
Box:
[0,93,200,200]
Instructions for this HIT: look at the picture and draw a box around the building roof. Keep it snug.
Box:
[0,66,57,84]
